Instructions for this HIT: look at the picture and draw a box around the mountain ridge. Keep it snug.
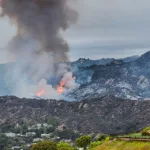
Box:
[70,51,150,100]
[0,51,150,100]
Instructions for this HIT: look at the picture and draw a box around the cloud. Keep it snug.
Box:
[65,0,150,59]
[1,0,150,61]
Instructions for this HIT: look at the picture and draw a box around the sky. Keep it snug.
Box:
[1,0,150,62]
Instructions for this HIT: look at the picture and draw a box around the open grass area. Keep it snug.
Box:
[117,132,150,139]
[116,126,150,139]
[91,126,150,150]
[91,140,150,150]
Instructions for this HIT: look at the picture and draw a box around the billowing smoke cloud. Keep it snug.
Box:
[0,0,78,99]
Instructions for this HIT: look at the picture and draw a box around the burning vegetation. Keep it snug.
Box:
[36,89,46,97]
[57,81,65,94]
[0,0,78,99]
[34,73,77,98]
[57,75,76,95]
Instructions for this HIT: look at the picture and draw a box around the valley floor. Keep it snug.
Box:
[92,140,150,150]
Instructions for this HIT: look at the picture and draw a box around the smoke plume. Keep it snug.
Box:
[0,0,78,99]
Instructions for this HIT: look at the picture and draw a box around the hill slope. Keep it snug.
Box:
[0,96,150,134]
[92,141,150,150]
[70,51,150,100]
[0,51,149,100]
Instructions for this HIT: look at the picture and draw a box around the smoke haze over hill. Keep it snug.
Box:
[0,0,78,98]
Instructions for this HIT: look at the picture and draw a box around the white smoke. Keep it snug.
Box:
[5,39,78,99]
[0,0,78,99]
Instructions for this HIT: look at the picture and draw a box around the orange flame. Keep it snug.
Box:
[57,81,65,94]
[36,89,46,97]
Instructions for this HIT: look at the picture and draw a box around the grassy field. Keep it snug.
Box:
[116,126,150,139]
[117,133,150,139]
[91,140,150,150]
[91,126,150,150]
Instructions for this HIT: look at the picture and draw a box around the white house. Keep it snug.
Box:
[41,134,50,138]
[26,132,36,137]
[5,132,16,138]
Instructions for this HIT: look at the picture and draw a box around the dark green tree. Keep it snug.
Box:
[96,134,107,141]
[0,134,8,150]
[47,118,59,127]
[76,135,91,150]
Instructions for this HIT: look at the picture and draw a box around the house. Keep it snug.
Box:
[57,124,66,131]
[12,146,21,150]
[26,132,36,137]
[5,132,16,138]
[33,138,43,142]
[41,134,50,138]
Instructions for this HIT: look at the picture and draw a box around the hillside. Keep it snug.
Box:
[91,125,150,150]
[0,52,146,100]
[68,51,150,100]
[0,96,150,134]
[92,141,150,150]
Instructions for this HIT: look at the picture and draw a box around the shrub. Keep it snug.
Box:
[141,126,150,136]
[89,141,102,149]
[76,135,91,150]
[30,141,57,150]
[141,131,150,136]
[96,134,107,141]
[105,136,110,141]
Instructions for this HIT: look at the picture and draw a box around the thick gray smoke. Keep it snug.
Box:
[0,0,78,99]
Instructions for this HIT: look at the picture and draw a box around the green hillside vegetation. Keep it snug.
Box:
[91,141,150,150]
[2,124,148,150]
[117,132,150,139]
[117,126,150,138]
[91,126,150,150]
[29,126,150,150]
[141,126,150,136]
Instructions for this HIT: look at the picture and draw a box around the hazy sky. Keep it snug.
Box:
[1,0,150,61]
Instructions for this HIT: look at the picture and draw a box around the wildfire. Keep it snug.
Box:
[57,81,65,94]
[36,74,76,96]
[36,89,46,97]
[57,75,76,94]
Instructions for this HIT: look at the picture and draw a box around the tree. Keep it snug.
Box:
[47,118,59,127]
[20,124,28,135]
[57,142,74,150]
[0,134,8,150]
[96,134,107,141]
[141,127,150,136]
[76,136,91,150]
[30,141,57,150]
